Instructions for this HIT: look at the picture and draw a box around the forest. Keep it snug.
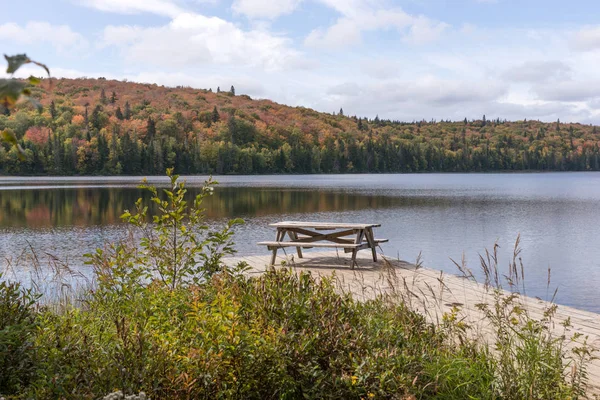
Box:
[1,77,600,175]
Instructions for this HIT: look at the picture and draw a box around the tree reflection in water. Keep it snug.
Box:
[0,186,439,228]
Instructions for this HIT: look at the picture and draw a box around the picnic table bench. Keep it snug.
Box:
[258,221,388,268]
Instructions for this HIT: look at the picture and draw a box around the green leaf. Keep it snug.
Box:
[4,54,50,77]
[0,78,26,107]
[1,129,26,160]
[1,129,18,145]
[5,54,30,74]
[0,129,25,161]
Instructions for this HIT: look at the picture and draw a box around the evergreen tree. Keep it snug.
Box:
[228,111,236,144]
[110,91,117,104]
[124,101,131,120]
[482,114,487,127]
[115,107,124,120]
[217,86,221,93]
[230,85,235,95]
[100,88,107,105]
[84,102,90,125]
[49,100,57,120]
[212,106,220,123]
[147,117,156,141]
[91,105,103,131]
[339,107,344,116]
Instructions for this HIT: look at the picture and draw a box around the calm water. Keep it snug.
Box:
[1,173,600,312]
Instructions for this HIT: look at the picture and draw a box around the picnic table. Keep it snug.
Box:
[258,221,388,268]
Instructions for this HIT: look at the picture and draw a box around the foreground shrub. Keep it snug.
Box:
[20,268,498,399]
[0,279,38,395]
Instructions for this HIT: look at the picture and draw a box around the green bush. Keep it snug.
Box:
[20,268,499,399]
[0,278,38,394]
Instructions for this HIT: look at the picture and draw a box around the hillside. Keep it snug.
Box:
[1,77,600,175]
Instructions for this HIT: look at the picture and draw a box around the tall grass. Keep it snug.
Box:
[0,173,595,399]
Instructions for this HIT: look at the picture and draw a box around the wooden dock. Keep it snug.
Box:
[224,250,600,396]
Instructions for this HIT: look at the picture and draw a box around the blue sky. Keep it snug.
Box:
[3,0,600,123]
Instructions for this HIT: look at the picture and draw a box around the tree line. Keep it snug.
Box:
[1,78,600,175]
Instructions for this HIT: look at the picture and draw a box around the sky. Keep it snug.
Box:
[3,0,600,123]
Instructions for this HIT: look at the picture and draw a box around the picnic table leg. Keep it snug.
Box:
[350,229,365,269]
[270,228,284,266]
[288,230,303,258]
[366,228,378,262]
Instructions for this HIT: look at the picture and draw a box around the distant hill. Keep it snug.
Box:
[1,77,599,175]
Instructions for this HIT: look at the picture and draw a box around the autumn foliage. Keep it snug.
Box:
[1,77,600,175]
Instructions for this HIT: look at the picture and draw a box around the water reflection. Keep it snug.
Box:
[0,186,458,228]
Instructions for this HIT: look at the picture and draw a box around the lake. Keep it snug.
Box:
[1,173,600,312]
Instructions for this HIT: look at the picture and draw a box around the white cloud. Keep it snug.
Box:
[101,12,306,71]
[571,26,600,51]
[0,21,88,52]
[534,80,600,102]
[305,18,362,48]
[81,0,184,17]
[404,16,450,44]
[327,77,507,107]
[502,61,571,83]
[304,3,448,49]
[232,0,302,19]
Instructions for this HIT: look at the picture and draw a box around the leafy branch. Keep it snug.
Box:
[0,54,50,159]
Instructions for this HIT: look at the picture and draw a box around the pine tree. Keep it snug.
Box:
[49,100,57,120]
[84,102,90,125]
[147,117,156,141]
[339,107,344,116]
[91,105,103,131]
[230,85,235,96]
[124,101,131,120]
[357,118,363,130]
[115,107,124,120]
[211,106,220,123]
[100,88,107,105]
[228,110,236,144]
[217,86,221,93]
[110,91,117,104]
[482,114,486,127]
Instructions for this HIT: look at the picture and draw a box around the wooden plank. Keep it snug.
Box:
[270,221,381,229]
[283,228,358,244]
[258,241,366,249]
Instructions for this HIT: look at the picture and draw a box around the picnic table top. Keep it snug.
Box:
[269,221,381,230]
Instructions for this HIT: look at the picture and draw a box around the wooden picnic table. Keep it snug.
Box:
[258,221,388,268]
